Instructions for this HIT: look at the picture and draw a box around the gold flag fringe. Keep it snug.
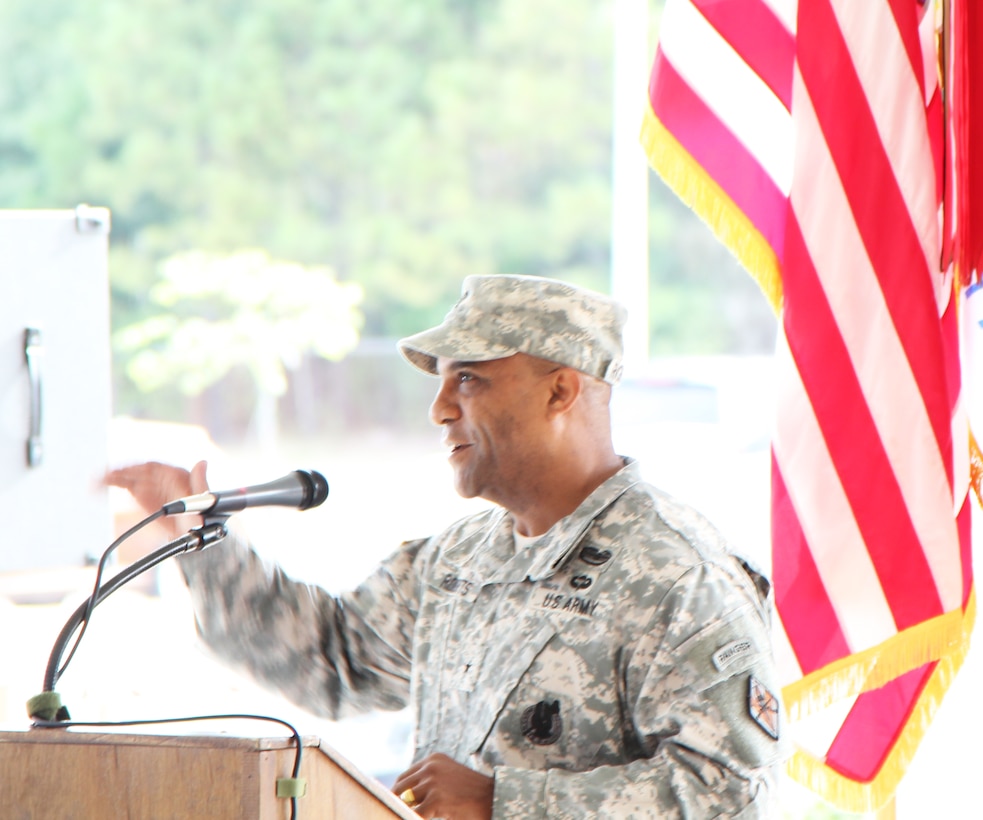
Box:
[970,430,982,506]
[784,589,976,814]
[781,600,973,721]
[639,104,784,315]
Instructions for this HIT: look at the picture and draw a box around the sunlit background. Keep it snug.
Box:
[1,2,976,818]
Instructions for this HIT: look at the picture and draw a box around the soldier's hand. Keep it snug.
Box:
[106,460,209,540]
[392,753,493,820]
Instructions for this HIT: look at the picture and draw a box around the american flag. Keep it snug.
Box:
[642,0,977,810]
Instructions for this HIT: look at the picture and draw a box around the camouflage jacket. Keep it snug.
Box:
[178,460,786,818]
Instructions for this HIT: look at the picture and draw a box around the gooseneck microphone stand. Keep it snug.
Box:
[29,468,329,723]
[20,472,328,820]
[30,514,230,721]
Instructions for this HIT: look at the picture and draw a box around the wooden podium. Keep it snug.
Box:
[0,729,421,819]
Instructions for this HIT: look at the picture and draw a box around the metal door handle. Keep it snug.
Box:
[24,327,43,467]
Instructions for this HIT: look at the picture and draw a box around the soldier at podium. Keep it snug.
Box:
[109,275,787,819]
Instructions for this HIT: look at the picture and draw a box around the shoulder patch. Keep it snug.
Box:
[748,675,780,740]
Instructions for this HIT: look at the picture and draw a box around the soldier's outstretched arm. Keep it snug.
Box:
[176,534,425,720]
[106,460,209,540]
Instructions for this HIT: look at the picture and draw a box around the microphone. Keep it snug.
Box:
[161,470,329,516]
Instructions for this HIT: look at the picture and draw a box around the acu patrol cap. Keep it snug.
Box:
[397,274,627,385]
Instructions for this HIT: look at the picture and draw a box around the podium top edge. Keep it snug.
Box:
[0,729,321,751]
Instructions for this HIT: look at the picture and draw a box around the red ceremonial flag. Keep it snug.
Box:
[641,0,977,811]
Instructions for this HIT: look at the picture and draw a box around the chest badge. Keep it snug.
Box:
[748,676,780,740]
[578,546,611,566]
[521,699,562,745]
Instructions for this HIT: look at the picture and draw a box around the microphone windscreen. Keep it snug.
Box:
[301,470,329,510]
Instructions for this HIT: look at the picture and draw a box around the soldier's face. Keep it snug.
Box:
[430,354,554,505]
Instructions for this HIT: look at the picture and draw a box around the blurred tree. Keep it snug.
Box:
[114,249,363,445]
[0,0,773,433]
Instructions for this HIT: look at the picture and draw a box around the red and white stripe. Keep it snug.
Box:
[649,0,795,258]
[645,0,973,805]
[775,0,961,672]
[770,0,972,791]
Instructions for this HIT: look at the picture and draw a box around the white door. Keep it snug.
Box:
[0,206,112,570]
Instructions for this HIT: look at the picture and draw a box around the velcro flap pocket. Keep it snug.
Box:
[667,604,771,692]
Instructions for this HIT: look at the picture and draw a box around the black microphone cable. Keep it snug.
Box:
[55,508,169,687]
[31,713,305,820]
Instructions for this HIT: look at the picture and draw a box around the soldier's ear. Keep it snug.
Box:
[546,368,582,417]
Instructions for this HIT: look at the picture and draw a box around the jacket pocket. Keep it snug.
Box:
[464,620,558,755]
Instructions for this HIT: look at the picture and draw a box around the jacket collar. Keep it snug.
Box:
[491,458,642,583]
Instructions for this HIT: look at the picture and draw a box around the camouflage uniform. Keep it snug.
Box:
[398,274,627,385]
[178,275,785,816]
[178,459,785,819]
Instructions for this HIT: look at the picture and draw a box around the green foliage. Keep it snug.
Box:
[115,250,363,397]
[0,0,774,428]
